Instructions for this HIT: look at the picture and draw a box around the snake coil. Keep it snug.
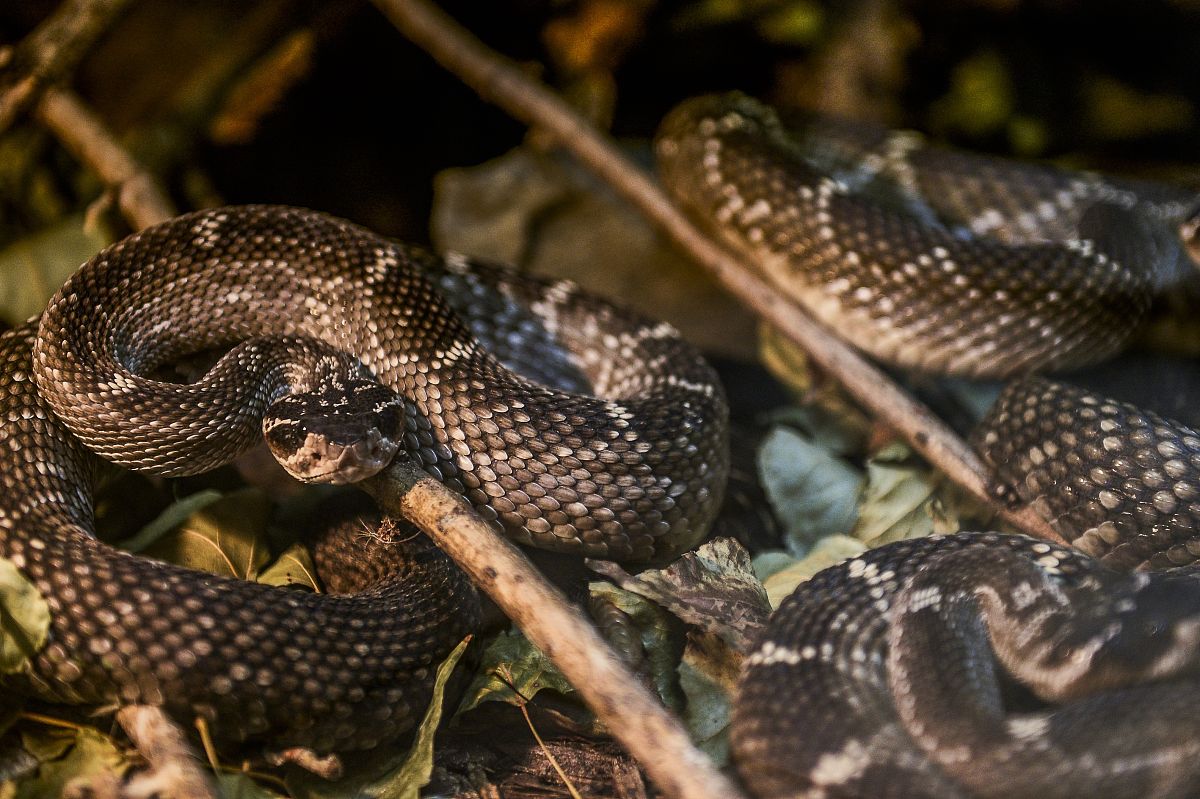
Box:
[0,205,729,751]
[656,94,1200,798]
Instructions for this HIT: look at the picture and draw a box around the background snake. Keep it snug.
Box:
[0,204,728,751]
[657,94,1200,797]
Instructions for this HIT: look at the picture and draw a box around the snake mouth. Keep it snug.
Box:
[275,428,400,485]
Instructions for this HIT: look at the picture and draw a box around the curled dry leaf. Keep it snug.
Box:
[587,538,771,653]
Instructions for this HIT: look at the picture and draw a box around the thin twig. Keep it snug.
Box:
[116,706,219,799]
[370,0,1064,545]
[361,460,749,799]
[35,88,176,230]
[497,665,586,799]
[0,0,134,134]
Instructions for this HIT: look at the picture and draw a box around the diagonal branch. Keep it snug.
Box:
[0,0,134,134]
[36,88,177,230]
[368,0,1064,545]
[362,460,749,799]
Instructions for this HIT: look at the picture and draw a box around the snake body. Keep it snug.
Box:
[1,205,728,750]
[655,95,1200,797]
[656,93,1197,377]
[733,531,1200,799]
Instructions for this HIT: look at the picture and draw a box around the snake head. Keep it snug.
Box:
[263,379,405,485]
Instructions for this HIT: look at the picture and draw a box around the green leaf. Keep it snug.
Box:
[140,489,272,579]
[373,637,470,799]
[756,1,824,45]
[758,426,863,555]
[678,630,741,766]
[0,559,50,674]
[0,215,109,325]
[852,443,960,547]
[458,630,574,714]
[119,489,224,553]
[257,543,320,591]
[217,771,288,799]
[16,728,129,799]
[929,49,1014,139]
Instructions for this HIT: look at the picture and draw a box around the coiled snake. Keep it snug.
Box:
[0,205,728,751]
[657,94,1200,798]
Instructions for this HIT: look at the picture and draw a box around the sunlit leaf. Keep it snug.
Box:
[15,728,128,799]
[0,559,50,674]
[257,543,320,591]
[140,489,272,580]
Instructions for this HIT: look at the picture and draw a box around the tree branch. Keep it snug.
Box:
[0,0,133,134]
[35,88,176,230]
[370,0,1064,545]
[362,460,749,799]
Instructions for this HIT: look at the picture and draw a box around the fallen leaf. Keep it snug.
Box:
[0,215,108,326]
[588,538,770,653]
[15,728,128,799]
[678,630,742,766]
[458,630,574,714]
[140,489,272,580]
[257,543,320,591]
[758,426,863,555]
[757,535,867,609]
[0,559,49,675]
[852,442,961,547]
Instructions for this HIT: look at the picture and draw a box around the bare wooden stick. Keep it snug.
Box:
[116,706,218,799]
[370,0,1064,545]
[362,460,749,799]
[35,88,176,230]
[0,0,133,134]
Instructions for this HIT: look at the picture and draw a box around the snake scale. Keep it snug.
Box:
[0,205,728,751]
[657,94,1200,798]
